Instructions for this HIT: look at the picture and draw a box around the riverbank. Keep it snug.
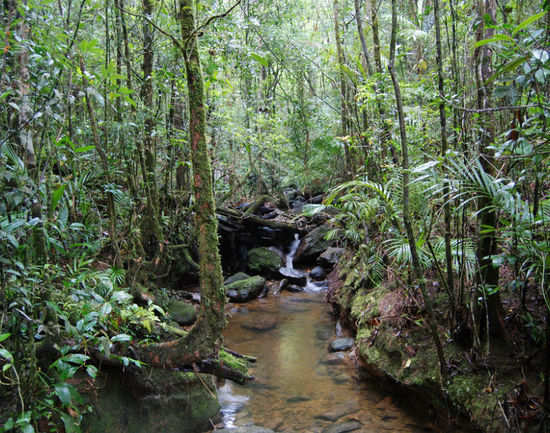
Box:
[326,256,545,433]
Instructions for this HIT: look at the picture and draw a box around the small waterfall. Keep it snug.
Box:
[280,233,328,293]
[285,233,301,270]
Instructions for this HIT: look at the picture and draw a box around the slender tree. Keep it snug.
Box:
[388,0,447,382]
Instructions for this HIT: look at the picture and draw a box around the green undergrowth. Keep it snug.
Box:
[332,263,515,433]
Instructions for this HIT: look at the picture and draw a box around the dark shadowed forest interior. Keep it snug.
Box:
[1,0,549,432]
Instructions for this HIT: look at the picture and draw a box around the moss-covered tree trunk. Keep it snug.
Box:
[136,0,227,371]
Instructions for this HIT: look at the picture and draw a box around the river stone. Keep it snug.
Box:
[166,301,196,326]
[294,225,333,264]
[224,272,251,285]
[215,427,275,433]
[247,247,283,276]
[317,247,345,268]
[321,352,346,366]
[309,266,326,280]
[226,276,266,302]
[315,401,360,422]
[321,421,362,433]
[241,315,278,332]
[286,284,304,293]
[287,395,311,403]
[279,267,307,285]
[329,338,354,352]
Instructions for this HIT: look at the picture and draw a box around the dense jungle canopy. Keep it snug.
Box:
[0,0,549,431]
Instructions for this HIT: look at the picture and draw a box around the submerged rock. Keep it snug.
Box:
[166,301,197,326]
[247,247,283,276]
[241,315,278,332]
[215,427,275,433]
[315,401,360,422]
[226,276,266,302]
[321,421,362,433]
[329,338,354,352]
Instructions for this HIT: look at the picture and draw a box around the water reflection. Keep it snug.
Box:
[219,291,436,432]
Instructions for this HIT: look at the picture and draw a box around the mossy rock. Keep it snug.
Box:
[247,247,283,276]
[224,272,251,285]
[225,275,266,302]
[167,300,197,326]
[294,224,333,264]
[84,370,220,433]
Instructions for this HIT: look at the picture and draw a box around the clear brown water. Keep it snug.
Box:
[218,290,437,433]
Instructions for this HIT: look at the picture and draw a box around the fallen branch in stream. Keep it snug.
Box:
[90,345,254,385]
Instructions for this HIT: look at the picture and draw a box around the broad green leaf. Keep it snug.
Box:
[74,145,95,153]
[51,184,66,212]
[86,365,98,379]
[54,383,72,406]
[250,52,269,67]
[0,333,10,343]
[63,354,89,365]
[512,11,547,35]
[488,56,528,83]
[60,413,78,433]
[0,348,14,362]
[473,33,514,48]
[111,333,132,343]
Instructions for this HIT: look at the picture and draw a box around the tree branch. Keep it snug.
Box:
[116,4,184,52]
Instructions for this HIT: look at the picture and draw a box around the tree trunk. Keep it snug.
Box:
[367,0,398,165]
[433,0,455,326]
[332,0,353,178]
[388,0,447,382]
[17,0,36,168]
[140,0,163,258]
[474,0,506,344]
[170,0,226,358]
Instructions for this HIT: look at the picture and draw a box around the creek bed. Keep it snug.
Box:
[218,289,440,433]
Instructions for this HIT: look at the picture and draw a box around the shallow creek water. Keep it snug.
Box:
[218,289,437,433]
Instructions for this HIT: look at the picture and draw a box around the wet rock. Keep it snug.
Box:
[315,401,360,422]
[286,395,311,403]
[247,247,283,276]
[329,338,354,352]
[216,426,275,433]
[224,272,251,285]
[321,352,346,366]
[166,301,197,326]
[286,284,304,293]
[321,421,362,433]
[294,225,333,264]
[317,247,345,268]
[279,267,307,285]
[226,276,266,302]
[241,315,278,332]
[309,266,326,280]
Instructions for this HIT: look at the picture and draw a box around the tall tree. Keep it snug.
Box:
[473,0,506,343]
[388,0,447,382]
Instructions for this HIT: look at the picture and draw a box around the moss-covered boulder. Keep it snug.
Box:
[247,247,283,276]
[84,370,220,433]
[226,275,266,302]
[166,300,197,326]
[224,272,251,285]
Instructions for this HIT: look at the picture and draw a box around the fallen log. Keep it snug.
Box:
[216,207,301,232]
